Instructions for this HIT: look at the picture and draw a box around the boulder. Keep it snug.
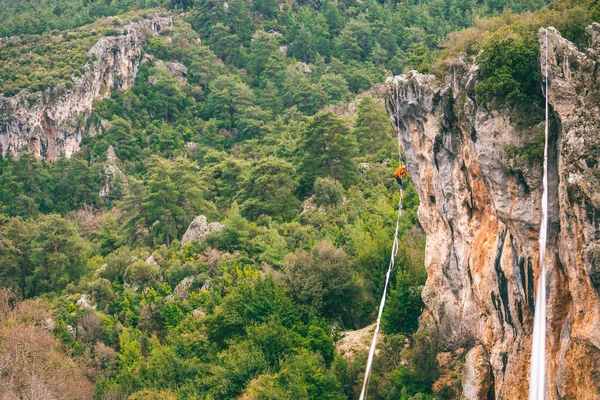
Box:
[174,276,195,299]
[181,216,224,246]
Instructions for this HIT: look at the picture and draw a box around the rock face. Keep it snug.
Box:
[385,25,600,399]
[181,215,225,246]
[0,15,172,161]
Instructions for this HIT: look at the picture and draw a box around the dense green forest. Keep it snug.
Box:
[0,0,597,399]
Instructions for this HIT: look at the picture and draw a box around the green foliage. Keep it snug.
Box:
[0,0,161,37]
[2,0,580,398]
[238,157,300,221]
[354,95,396,161]
[475,27,541,106]
[206,277,300,346]
[382,272,425,336]
[283,241,362,325]
[203,340,269,399]
[390,330,440,397]
[243,352,345,400]
[313,177,344,207]
[0,214,89,297]
[299,112,358,194]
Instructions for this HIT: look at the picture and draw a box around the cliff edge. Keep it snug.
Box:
[385,24,600,399]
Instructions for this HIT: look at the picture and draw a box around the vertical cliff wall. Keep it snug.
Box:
[0,15,171,161]
[385,24,600,399]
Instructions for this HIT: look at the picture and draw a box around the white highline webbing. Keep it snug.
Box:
[358,187,403,400]
[529,27,550,400]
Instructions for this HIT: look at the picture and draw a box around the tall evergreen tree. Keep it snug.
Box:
[299,112,358,195]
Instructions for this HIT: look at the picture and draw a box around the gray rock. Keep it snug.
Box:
[100,145,126,198]
[164,295,175,303]
[462,345,492,400]
[145,254,158,265]
[156,60,188,85]
[0,15,172,161]
[201,280,212,291]
[294,62,311,73]
[174,276,195,299]
[181,216,224,246]
[77,294,94,309]
[45,318,55,332]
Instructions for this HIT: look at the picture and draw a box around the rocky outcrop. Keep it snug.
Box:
[155,60,188,85]
[99,145,126,198]
[181,215,225,246]
[0,15,171,161]
[385,25,600,399]
[174,276,195,299]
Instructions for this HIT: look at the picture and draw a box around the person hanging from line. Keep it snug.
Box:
[394,165,411,189]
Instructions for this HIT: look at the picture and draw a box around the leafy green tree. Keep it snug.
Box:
[128,157,215,245]
[145,66,190,122]
[242,352,345,399]
[49,157,103,212]
[0,216,30,297]
[299,112,358,194]
[238,157,300,221]
[92,117,142,160]
[407,42,434,73]
[319,73,351,103]
[246,320,307,369]
[475,27,540,105]
[203,340,268,399]
[205,75,256,131]
[0,153,52,217]
[206,277,299,346]
[354,95,396,161]
[201,153,249,209]
[282,72,328,115]
[334,19,373,62]
[382,272,425,335]
[247,31,280,84]
[287,9,330,62]
[313,177,344,207]
[28,214,89,297]
[124,260,161,286]
[283,241,360,324]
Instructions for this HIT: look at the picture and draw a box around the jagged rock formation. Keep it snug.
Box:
[181,215,225,246]
[0,15,172,161]
[385,24,600,399]
[99,145,126,198]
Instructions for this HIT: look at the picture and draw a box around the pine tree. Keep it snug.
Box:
[354,95,396,161]
[238,157,300,221]
[299,112,358,195]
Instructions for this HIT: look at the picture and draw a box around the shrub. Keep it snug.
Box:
[475,27,540,106]
[313,177,344,207]
[124,260,161,286]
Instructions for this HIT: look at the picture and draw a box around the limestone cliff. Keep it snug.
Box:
[0,15,171,161]
[385,24,600,399]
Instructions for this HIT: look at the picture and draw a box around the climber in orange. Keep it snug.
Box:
[394,165,411,189]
